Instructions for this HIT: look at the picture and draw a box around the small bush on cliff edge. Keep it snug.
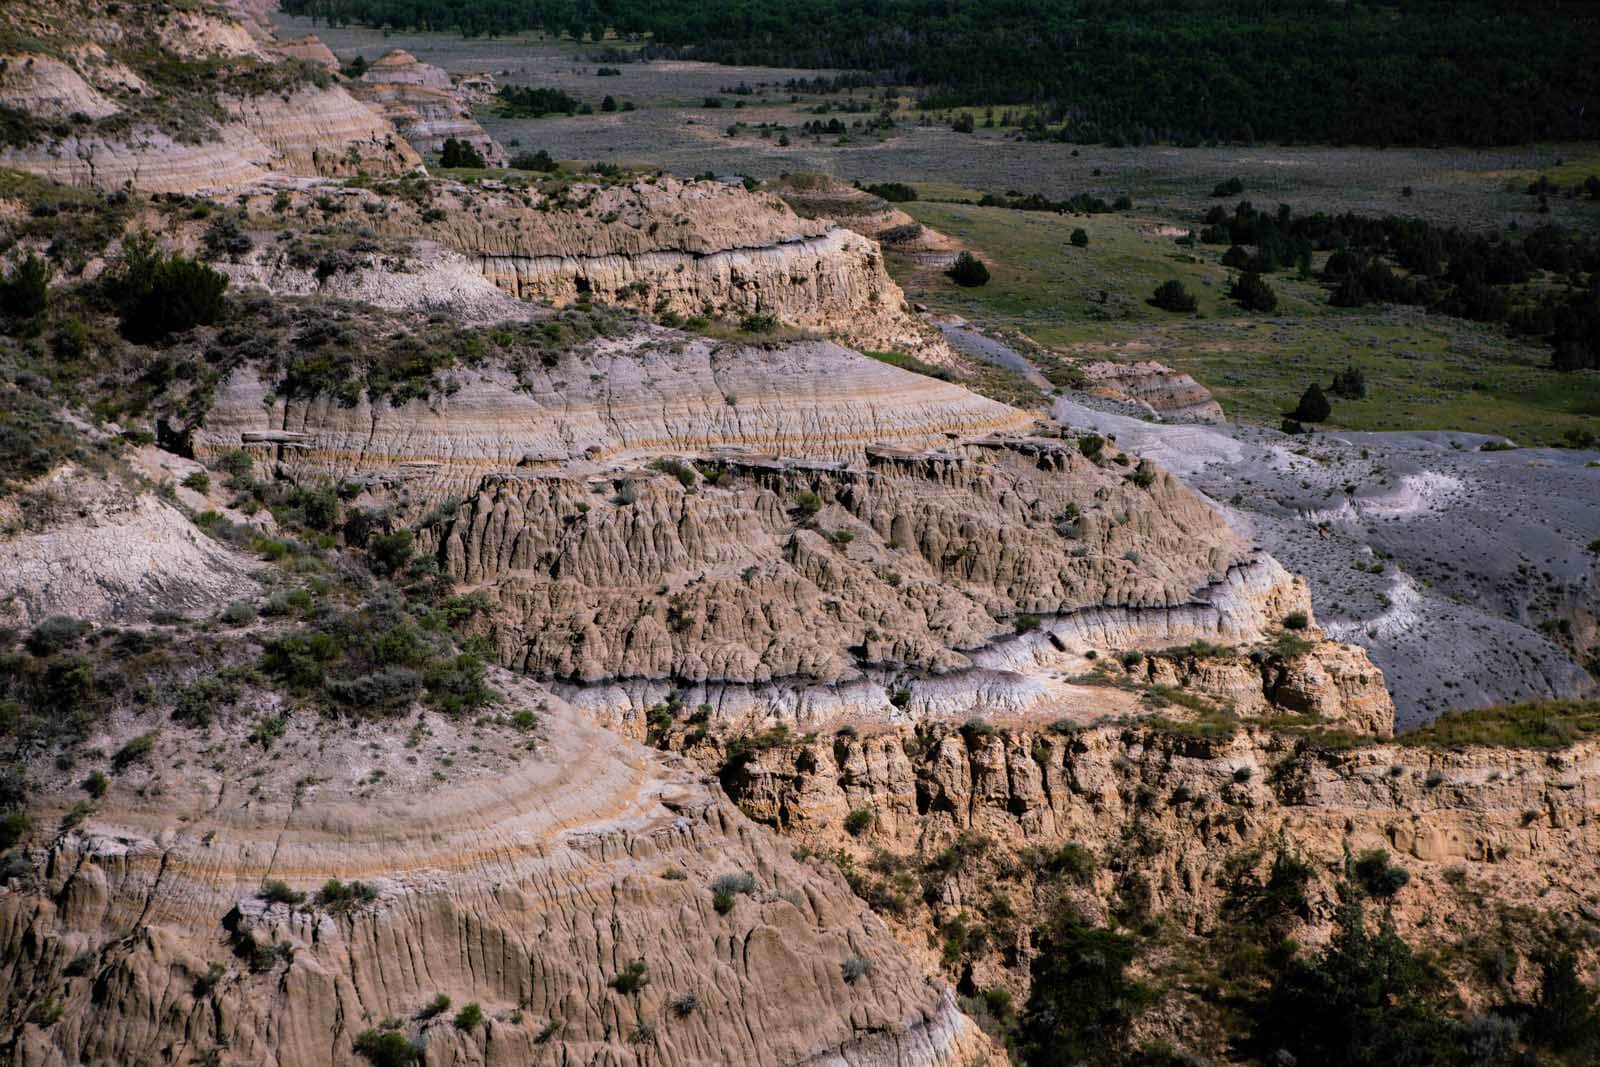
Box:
[354,1028,420,1066]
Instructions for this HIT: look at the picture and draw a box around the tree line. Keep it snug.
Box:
[279,0,1600,146]
[1193,199,1600,371]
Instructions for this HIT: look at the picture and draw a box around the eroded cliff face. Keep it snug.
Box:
[0,674,993,1066]
[0,0,420,193]
[193,330,1030,501]
[348,50,507,167]
[687,714,1598,1010]
[773,175,963,268]
[438,434,1254,687]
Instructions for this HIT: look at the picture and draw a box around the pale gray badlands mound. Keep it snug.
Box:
[1054,395,1600,728]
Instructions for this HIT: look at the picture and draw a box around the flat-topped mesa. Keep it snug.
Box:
[0,0,421,192]
[347,48,508,166]
[193,329,1031,504]
[0,675,994,1067]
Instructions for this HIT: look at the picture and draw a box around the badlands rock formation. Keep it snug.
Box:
[194,332,1032,500]
[1079,360,1225,424]
[0,673,991,1066]
[0,462,256,629]
[0,0,419,193]
[774,175,963,267]
[348,49,507,167]
[707,716,1599,1007]
[217,176,956,363]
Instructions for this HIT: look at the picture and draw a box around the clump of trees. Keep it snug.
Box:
[1291,383,1330,423]
[1229,269,1278,312]
[863,181,917,202]
[1201,199,1600,371]
[283,0,1600,148]
[438,137,485,167]
[0,254,50,327]
[109,233,229,343]
[495,84,581,117]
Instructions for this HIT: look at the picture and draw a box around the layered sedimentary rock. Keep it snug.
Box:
[1080,359,1225,424]
[363,177,951,360]
[0,675,993,1066]
[773,175,962,267]
[0,462,257,628]
[272,34,340,73]
[710,716,1597,1001]
[194,333,1031,500]
[348,49,507,166]
[427,432,1383,732]
[0,1,420,193]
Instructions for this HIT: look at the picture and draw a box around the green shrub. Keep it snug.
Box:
[1070,227,1089,248]
[181,471,211,494]
[82,771,109,799]
[510,149,559,172]
[1292,383,1331,423]
[947,251,990,287]
[1149,279,1197,312]
[712,872,757,896]
[417,993,451,1019]
[1282,611,1310,630]
[256,881,304,907]
[111,232,229,343]
[453,1002,483,1029]
[1352,848,1410,899]
[439,137,486,168]
[26,616,89,657]
[316,878,378,912]
[111,732,157,772]
[368,530,415,576]
[192,962,225,998]
[1077,434,1105,460]
[864,181,917,202]
[791,490,822,520]
[0,811,32,850]
[610,959,649,994]
[1229,269,1278,312]
[0,253,50,324]
[221,600,257,626]
[844,808,875,836]
[1014,614,1041,634]
[670,991,700,1016]
[353,1028,420,1066]
[841,956,873,983]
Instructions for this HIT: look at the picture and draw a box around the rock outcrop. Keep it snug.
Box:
[0,463,257,628]
[194,332,1031,500]
[0,0,421,192]
[1080,360,1225,424]
[694,714,1597,1011]
[348,49,507,167]
[773,175,962,267]
[0,674,994,1066]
